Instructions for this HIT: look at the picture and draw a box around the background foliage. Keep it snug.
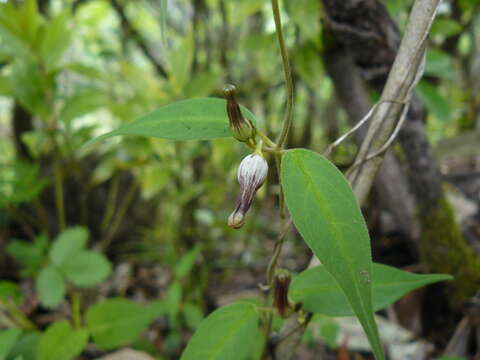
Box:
[0,0,479,359]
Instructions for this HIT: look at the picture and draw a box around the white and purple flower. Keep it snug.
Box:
[228,153,268,229]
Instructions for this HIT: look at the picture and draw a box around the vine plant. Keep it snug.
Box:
[90,2,451,360]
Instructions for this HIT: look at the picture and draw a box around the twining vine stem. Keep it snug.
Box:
[271,0,294,150]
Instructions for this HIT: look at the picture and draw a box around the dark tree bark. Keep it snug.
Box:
[320,0,480,306]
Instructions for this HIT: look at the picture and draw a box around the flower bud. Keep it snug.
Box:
[272,270,292,318]
[223,84,255,142]
[228,154,268,229]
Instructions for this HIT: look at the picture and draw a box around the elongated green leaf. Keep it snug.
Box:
[281,149,383,359]
[180,302,260,360]
[37,321,88,360]
[175,244,201,278]
[86,298,163,349]
[290,263,452,316]
[88,98,256,143]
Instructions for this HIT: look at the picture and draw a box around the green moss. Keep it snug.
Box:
[419,196,480,307]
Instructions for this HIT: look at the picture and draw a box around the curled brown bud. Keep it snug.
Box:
[228,154,268,229]
[272,270,292,318]
[223,84,255,142]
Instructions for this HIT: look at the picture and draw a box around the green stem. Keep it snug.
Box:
[271,0,294,149]
[53,157,66,231]
[266,219,292,285]
[71,291,81,328]
[261,313,274,360]
[0,300,37,331]
[101,173,119,232]
[101,180,138,251]
[33,200,50,236]
[0,313,17,328]
[275,154,286,222]
[261,220,292,360]
[257,129,277,148]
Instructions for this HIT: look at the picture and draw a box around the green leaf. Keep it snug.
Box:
[175,244,201,279]
[49,227,88,267]
[11,60,49,118]
[62,251,111,287]
[416,81,452,122]
[62,63,105,80]
[183,303,204,330]
[285,0,321,42]
[184,72,219,98]
[281,149,384,360]
[0,281,23,305]
[0,2,33,58]
[166,281,182,322]
[6,235,49,278]
[425,50,454,79]
[36,266,65,308]
[88,98,257,143]
[39,10,72,70]
[59,89,107,124]
[317,316,339,349]
[7,332,39,360]
[431,18,462,37]
[37,321,88,360]
[168,34,194,90]
[0,161,48,208]
[180,302,260,360]
[0,75,11,95]
[290,263,452,316]
[17,0,40,45]
[0,328,22,359]
[86,298,162,349]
